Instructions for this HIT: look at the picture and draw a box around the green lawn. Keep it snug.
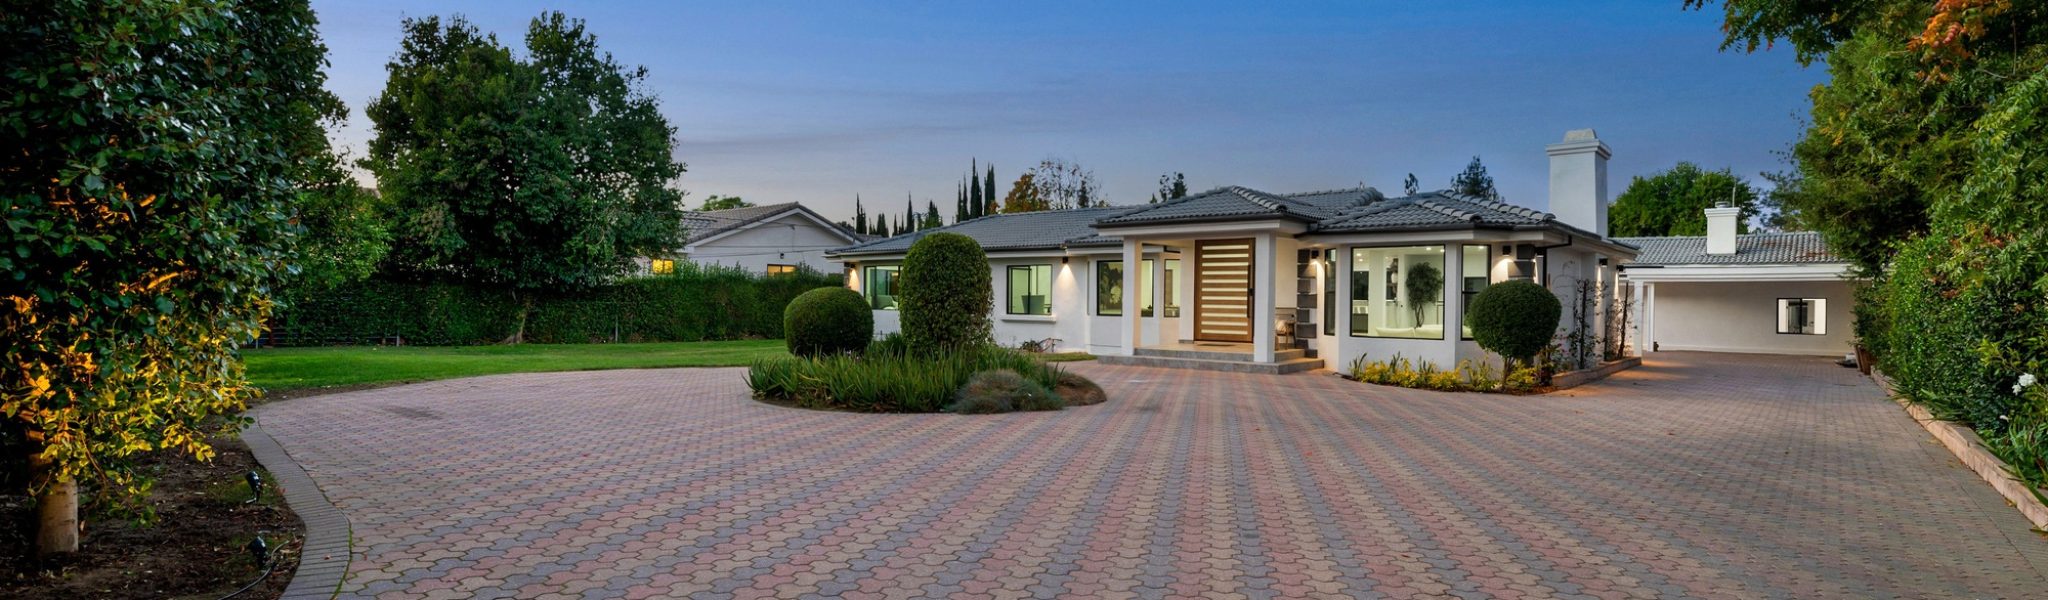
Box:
[242,340,789,391]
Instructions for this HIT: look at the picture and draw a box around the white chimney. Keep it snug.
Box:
[1705,202,1739,255]
[1546,129,1611,237]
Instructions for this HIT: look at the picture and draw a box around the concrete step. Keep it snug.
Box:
[1098,354,1325,375]
[1134,346,1306,362]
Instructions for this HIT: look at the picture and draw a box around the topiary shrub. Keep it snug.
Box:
[1467,280,1561,370]
[952,369,1059,414]
[784,287,873,357]
[899,232,993,355]
[1052,370,1107,406]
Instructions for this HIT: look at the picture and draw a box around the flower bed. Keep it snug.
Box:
[746,339,1103,413]
[1340,352,1639,394]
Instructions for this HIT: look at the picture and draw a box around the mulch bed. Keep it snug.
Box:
[0,435,302,600]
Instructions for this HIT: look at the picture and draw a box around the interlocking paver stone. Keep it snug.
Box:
[255,352,2048,598]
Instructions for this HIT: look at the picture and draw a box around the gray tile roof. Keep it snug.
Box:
[1094,186,1375,226]
[1313,191,1552,233]
[681,203,856,245]
[1614,231,1843,265]
[829,206,1133,257]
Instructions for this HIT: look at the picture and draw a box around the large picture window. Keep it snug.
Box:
[1460,245,1490,339]
[1096,260,1124,316]
[1777,298,1826,335]
[1350,245,1446,339]
[1008,264,1052,315]
[863,265,899,310]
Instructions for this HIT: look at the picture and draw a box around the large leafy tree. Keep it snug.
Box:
[699,195,752,211]
[1001,173,1047,213]
[365,13,685,291]
[2,0,334,554]
[1608,162,1760,237]
[1029,157,1101,209]
[1152,172,1188,203]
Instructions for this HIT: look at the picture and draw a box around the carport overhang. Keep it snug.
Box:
[1620,262,1857,283]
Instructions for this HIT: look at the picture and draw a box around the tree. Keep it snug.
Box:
[854,196,868,235]
[983,164,998,215]
[1403,173,1420,195]
[364,13,685,292]
[1002,173,1047,213]
[1607,162,1760,237]
[924,200,944,230]
[2,0,334,554]
[1404,262,1443,327]
[899,233,993,354]
[1467,281,1562,372]
[955,183,967,223]
[874,213,888,237]
[700,195,753,211]
[1154,172,1188,203]
[1030,158,1101,209]
[969,160,985,220]
[1450,156,1500,200]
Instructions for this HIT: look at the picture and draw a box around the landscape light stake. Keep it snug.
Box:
[244,470,264,504]
[246,535,270,568]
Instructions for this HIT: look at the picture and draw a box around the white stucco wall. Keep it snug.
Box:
[1646,280,1856,356]
[687,212,852,274]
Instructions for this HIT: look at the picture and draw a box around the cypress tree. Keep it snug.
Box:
[969,160,984,220]
[984,164,998,215]
[956,181,967,223]
[854,195,867,235]
[874,213,886,236]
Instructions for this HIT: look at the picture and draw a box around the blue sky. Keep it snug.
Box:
[312,0,1823,223]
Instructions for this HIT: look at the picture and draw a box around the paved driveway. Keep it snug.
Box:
[256,352,2048,599]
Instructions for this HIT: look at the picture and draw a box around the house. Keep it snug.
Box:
[1617,209,1858,357]
[828,129,1639,373]
[643,202,864,275]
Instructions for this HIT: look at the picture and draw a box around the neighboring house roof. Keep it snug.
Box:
[679,202,859,247]
[829,206,1133,257]
[1615,231,1842,266]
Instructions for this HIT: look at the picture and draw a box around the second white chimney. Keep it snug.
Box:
[1546,129,1611,237]
[1705,203,1739,255]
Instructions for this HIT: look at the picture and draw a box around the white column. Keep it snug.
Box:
[1253,233,1278,362]
[1121,239,1142,356]
[1149,253,1168,346]
[1639,282,1655,356]
[1445,245,1466,348]
[1335,247,1352,347]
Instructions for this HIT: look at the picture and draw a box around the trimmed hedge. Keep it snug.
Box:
[899,232,992,355]
[1467,280,1561,366]
[784,287,873,357]
[746,345,1069,413]
[266,262,841,346]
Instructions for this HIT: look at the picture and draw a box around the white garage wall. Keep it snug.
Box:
[1649,280,1856,356]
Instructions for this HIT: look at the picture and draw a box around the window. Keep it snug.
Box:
[1007,265,1052,315]
[766,264,797,276]
[1138,260,1155,317]
[1323,252,1335,336]
[1777,298,1827,335]
[1460,245,1490,339]
[1163,259,1180,317]
[1350,245,1446,339]
[863,266,900,310]
[1096,260,1124,316]
[649,259,675,275]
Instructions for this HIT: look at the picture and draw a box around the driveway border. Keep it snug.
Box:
[1873,369,2048,530]
[243,419,353,600]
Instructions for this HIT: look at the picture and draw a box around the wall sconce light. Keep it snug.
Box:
[1061,256,1069,264]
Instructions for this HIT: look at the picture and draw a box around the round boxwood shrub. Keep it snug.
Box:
[783,287,873,357]
[1467,280,1561,368]
[1052,370,1107,406]
[951,369,1060,414]
[899,232,992,355]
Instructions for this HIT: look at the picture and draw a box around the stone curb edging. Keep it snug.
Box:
[1551,356,1643,390]
[242,420,353,599]
[1871,369,2048,531]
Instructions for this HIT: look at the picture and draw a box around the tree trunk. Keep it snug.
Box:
[25,434,79,555]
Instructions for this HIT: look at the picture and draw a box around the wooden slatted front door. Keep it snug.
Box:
[1194,239,1254,342]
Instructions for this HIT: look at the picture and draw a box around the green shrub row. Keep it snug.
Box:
[746,345,1066,413]
[1343,353,1539,394]
[266,263,842,346]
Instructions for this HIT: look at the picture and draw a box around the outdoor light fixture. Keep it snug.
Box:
[244,470,264,504]
[1061,256,1069,264]
[247,535,270,568]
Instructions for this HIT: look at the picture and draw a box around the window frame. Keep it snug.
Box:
[649,258,675,275]
[862,265,901,310]
[1347,244,1448,340]
[1006,264,1053,316]
[766,263,797,276]
[1096,259,1124,316]
[1459,245,1491,340]
[1776,297,1827,335]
